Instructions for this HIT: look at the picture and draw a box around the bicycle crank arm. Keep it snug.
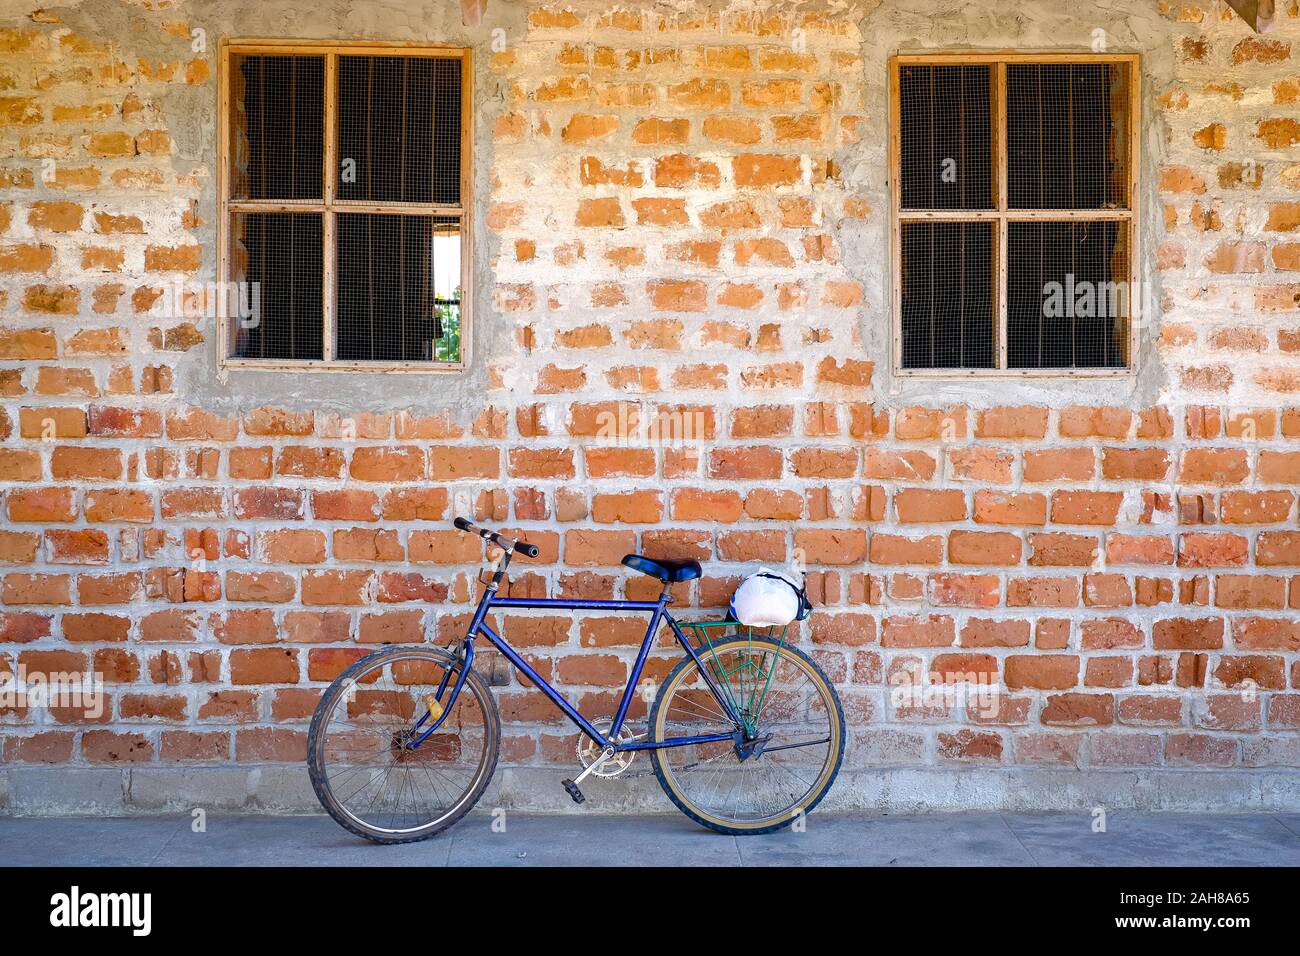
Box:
[561,744,618,805]
[571,746,617,786]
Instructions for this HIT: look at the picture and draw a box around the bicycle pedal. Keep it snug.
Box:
[561,778,585,805]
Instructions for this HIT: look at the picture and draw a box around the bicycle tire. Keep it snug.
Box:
[649,637,845,835]
[307,645,500,845]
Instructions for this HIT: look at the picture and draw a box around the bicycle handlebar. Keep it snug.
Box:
[453,517,540,558]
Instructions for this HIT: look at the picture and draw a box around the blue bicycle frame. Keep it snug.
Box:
[408,581,745,754]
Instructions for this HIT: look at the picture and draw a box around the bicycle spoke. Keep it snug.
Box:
[314,650,496,837]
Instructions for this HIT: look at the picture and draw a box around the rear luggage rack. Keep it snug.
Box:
[677,620,791,738]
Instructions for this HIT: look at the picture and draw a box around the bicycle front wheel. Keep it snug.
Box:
[307,645,500,844]
[649,637,845,835]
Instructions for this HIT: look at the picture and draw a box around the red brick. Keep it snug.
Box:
[810,613,876,646]
[1059,406,1131,439]
[358,610,425,644]
[1081,618,1143,650]
[236,728,306,762]
[744,489,802,520]
[881,615,955,647]
[973,491,1044,526]
[230,648,298,684]
[591,490,663,524]
[275,446,344,479]
[1084,657,1133,688]
[950,448,1014,483]
[139,610,199,642]
[1005,655,1079,690]
[1006,576,1079,607]
[1258,532,1300,566]
[45,529,109,564]
[1153,617,1224,650]
[3,573,71,605]
[430,446,498,480]
[84,490,154,523]
[1178,532,1248,568]
[1023,449,1095,482]
[1051,491,1122,526]
[1117,695,1183,726]
[869,533,942,566]
[300,570,371,606]
[0,529,37,564]
[929,573,999,608]
[348,446,425,482]
[796,529,867,565]
[709,446,783,480]
[1102,448,1170,481]
[82,731,152,764]
[937,729,1003,762]
[1179,448,1249,485]
[1082,573,1133,608]
[948,531,1022,566]
[1215,655,1286,690]
[161,731,229,762]
[960,618,1031,647]
[864,449,936,481]
[1029,532,1098,567]
[894,406,968,441]
[1106,534,1174,566]
[564,530,636,566]
[976,406,1048,440]
[671,489,742,522]
[896,488,966,523]
[1165,733,1236,767]
[1041,693,1114,727]
[1232,617,1300,651]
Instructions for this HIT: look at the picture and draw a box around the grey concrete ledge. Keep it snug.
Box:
[2,765,1298,816]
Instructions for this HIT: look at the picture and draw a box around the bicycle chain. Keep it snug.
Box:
[611,747,737,780]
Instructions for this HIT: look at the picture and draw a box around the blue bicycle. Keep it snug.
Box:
[308,518,846,841]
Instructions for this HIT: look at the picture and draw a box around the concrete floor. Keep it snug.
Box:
[3,811,1300,866]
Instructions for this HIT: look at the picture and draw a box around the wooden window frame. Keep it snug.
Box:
[217,38,474,373]
[889,51,1140,379]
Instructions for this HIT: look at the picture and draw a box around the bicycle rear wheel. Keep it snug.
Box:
[307,645,500,844]
[649,637,844,835]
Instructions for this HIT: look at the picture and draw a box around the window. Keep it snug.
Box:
[218,41,471,370]
[889,54,1138,375]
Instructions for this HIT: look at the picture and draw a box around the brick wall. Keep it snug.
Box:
[1,0,1300,807]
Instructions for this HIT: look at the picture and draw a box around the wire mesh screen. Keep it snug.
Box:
[232,55,325,200]
[336,214,461,363]
[1007,62,1131,209]
[898,64,993,210]
[337,55,462,205]
[1007,220,1128,369]
[900,220,996,369]
[230,213,324,361]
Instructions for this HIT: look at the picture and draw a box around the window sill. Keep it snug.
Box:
[893,366,1134,379]
[221,358,466,373]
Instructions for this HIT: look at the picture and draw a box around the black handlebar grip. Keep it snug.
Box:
[518,542,540,558]
[453,517,475,533]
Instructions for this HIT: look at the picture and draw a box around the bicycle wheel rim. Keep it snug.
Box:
[312,650,496,837]
[652,639,842,831]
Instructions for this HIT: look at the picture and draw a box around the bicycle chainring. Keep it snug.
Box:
[576,718,639,779]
